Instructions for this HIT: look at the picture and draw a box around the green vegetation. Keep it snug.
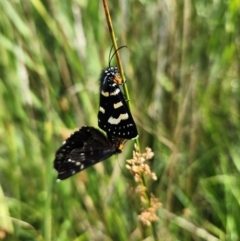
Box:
[0,0,240,240]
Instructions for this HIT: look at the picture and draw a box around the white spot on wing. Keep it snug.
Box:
[101,90,109,97]
[99,106,105,113]
[110,88,120,96]
[113,102,123,109]
[108,113,129,125]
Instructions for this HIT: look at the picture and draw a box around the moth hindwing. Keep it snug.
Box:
[98,66,138,140]
[53,126,124,180]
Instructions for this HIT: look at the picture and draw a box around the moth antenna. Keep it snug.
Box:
[108,45,128,68]
[108,45,114,68]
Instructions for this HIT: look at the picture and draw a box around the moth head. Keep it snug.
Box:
[101,66,121,86]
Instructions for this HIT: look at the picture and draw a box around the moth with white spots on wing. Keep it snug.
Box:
[53,126,124,180]
[98,66,138,140]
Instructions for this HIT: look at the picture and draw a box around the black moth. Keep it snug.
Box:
[98,66,138,140]
[53,126,124,180]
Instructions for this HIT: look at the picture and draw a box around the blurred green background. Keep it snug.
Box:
[0,0,240,240]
